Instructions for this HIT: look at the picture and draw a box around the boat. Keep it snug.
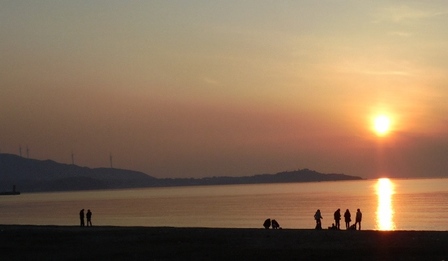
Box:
[0,185,21,195]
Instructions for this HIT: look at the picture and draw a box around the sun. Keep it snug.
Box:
[373,115,391,136]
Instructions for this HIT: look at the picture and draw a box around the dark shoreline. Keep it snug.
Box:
[1,225,447,260]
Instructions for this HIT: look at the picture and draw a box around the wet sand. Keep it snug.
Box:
[1,225,447,260]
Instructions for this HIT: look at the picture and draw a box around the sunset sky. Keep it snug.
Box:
[1,1,447,179]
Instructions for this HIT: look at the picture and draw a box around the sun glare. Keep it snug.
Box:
[373,115,391,136]
[375,178,395,230]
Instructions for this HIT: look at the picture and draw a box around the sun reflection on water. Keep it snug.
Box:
[375,178,396,230]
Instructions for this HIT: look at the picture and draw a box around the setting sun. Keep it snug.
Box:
[373,115,391,136]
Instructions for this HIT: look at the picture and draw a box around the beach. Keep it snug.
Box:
[1,225,447,260]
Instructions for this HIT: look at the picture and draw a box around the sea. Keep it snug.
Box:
[1,178,447,231]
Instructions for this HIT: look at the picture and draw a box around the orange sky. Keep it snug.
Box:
[1,1,448,178]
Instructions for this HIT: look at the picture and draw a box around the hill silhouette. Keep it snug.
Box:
[0,154,158,192]
[0,153,362,192]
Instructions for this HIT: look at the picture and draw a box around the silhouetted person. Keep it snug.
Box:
[328,223,337,230]
[272,219,281,229]
[333,208,341,229]
[79,209,85,227]
[314,209,323,229]
[263,218,271,229]
[86,209,92,226]
[355,208,362,230]
[344,209,351,229]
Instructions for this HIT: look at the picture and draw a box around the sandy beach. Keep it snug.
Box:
[1,225,447,260]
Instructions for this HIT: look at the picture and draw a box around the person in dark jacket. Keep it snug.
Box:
[344,209,351,229]
[334,208,341,230]
[79,209,85,227]
[355,209,363,230]
[86,209,93,226]
[314,209,323,229]
[263,218,271,229]
[271,219,281,229]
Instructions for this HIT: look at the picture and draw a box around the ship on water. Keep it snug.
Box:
[0,185,20,195]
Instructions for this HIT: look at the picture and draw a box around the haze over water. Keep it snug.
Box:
[1,178,447,231]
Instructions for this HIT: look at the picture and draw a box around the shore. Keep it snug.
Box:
[1,225,447,260]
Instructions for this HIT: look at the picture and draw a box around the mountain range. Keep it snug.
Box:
[0,153,362,193]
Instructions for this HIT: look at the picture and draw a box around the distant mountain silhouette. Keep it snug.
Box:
[0,153,362,193]
[158,169,362,186]
[0,153,158,192]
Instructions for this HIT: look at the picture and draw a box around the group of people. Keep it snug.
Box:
[263,218,281,229]
[79,209,93,227]
[314,208,362,230]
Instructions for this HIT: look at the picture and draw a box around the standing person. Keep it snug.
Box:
[355,208,362,230]
[86,209,92,226]
[344,209,351,229]
[79,209,85,227]
[333,208,341,229]
[314,209,323,229]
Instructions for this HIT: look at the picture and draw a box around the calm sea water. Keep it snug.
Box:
[1,178,447,231]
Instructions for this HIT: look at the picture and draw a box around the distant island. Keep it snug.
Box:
[0,153,362,193]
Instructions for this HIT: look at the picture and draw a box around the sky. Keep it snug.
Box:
[1,1,448,179]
